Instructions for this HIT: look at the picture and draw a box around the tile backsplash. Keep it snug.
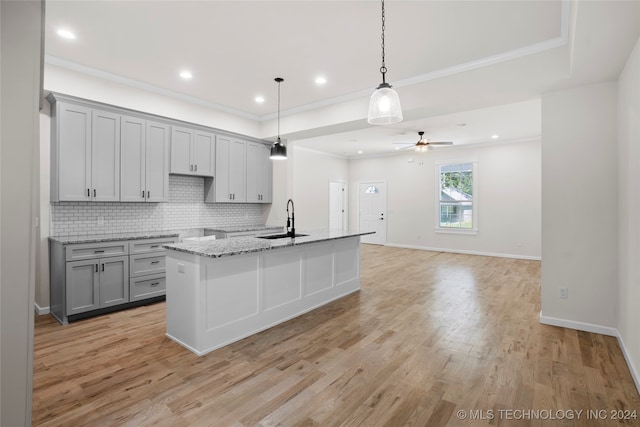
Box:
[50,175,266,236]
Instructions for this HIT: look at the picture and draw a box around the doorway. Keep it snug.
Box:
[358,181,387,245]
[329,181,347,232]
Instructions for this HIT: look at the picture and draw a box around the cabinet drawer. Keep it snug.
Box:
[66,242,128,261]
[130,253,166,277]
[129,237,177,254]
[130,274,166,301]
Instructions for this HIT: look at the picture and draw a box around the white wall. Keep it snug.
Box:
[348,140,541,259]
[45,64,260,138]
[292,147,349,230]
[0,1,41,424]
[540,81,618,332]
[618,35,640,389]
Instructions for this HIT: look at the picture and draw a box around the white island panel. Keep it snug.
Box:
[335,236,360,286]
[304,242,334,296]
[204,255,259,330]
[263,247,302,311]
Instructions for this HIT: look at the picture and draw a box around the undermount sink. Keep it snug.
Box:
[257,233,308,240]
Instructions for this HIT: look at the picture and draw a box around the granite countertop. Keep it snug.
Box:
[163,229,375,258]
[204,225,284,233]
[49,231,181,245]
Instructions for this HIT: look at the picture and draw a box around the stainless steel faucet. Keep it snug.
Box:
[286,199,295,237]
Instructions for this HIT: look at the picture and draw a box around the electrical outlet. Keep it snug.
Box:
[177,263,185,273]
[560,287,569,299]
[97,216,104,226]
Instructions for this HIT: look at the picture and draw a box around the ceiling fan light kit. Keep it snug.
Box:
[270,77,287,160]
[368,0,403,125]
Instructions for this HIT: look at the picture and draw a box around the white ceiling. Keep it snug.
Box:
[45,1,640,158]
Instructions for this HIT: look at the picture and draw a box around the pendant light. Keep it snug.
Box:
[368,0,403,125]
[269,77,287,160]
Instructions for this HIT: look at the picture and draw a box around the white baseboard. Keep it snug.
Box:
[539,313,617,336]
[617,332,640,395]
[34,302,50,315]
[384,243,541,261]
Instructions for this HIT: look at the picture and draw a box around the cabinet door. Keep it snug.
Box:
[193,131,215,177]
[170,126,193,175]
[215,136,231,202]
[260,144,273,203]
[91,110,121,201]
[246,142,261,203]
[66,260,99,315]
[229,139,246,202]
[120,116,146,202]
[56,103,92,201]
[145,121,170,202]
[99,255,129,308]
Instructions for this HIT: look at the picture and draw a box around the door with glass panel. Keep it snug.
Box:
[358,181,387,244]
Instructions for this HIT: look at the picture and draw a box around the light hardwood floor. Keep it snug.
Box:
[33,245,640,426]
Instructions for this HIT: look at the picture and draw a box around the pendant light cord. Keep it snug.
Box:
[380,0,387,83]
[277,80,281,140]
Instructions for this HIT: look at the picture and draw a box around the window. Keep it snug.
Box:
[437,162,476,232]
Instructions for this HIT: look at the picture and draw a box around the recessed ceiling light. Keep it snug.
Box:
[395,147,401,150]
[491,134,499,139]
[357,150,364,154]
[254,96,265,103]
[315,76,327,85]
[179,70,193,80]
[56,29,76,40]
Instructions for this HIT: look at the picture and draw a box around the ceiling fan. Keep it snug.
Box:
[394,131,453,152]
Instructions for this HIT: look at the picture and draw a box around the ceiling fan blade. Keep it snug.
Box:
[427,141,453,145]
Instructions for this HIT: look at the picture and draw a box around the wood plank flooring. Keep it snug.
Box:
[33,245,640,426]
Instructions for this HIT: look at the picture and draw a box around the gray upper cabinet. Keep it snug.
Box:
[213,136,246,202]
[170,126,215,177]
[51,101,120,202]
[246,142,272,203]
[121,116,169,202]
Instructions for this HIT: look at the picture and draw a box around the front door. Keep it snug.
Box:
[358,181,387,245]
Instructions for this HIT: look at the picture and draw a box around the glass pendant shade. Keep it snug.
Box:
[269,139,287,160]
[367,84,403,125]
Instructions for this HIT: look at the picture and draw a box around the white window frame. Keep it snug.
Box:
[435,159,478,235]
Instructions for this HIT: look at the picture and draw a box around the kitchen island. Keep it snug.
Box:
[163,230,373,356]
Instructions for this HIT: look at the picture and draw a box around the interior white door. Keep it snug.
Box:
[329,181,346,232]
[359,181,387,244]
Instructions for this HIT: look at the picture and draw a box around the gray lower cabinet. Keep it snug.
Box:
[66,255,129,315]
[128,237,176,302]
[50,236,177,324]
